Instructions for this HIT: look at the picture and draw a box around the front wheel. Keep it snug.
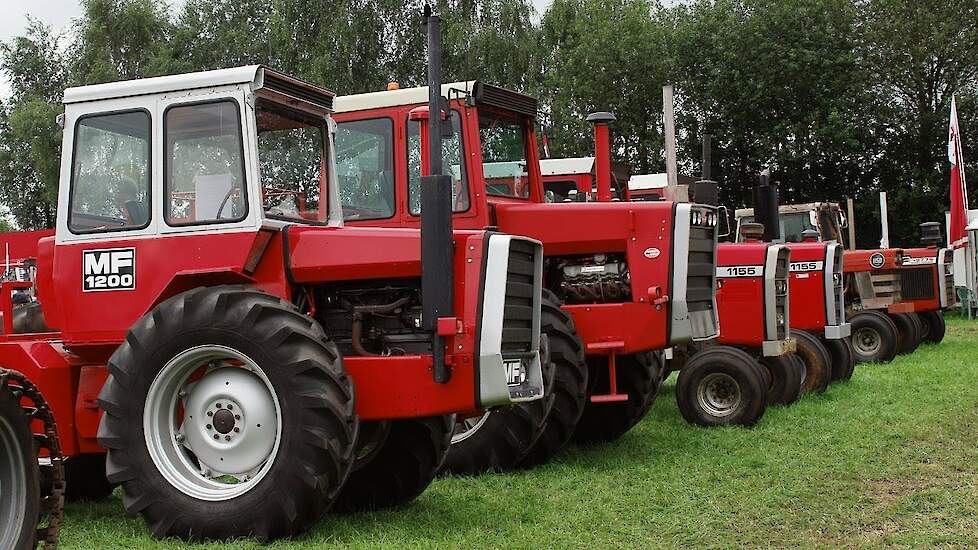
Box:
[758,353,803,406]
[793,330,832,394]
[849,311,899,364]
[823,336,855,382]
[676,346,767,427]
[889,313,922,355]
[0,381,40,550]
[98,287,358,542]
[918,311,946,344]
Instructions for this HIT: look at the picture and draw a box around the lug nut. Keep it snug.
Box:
[234,414,241,420]
[225,435,231,441]
[227,404,233,410]
[213,434,219,440]
[206,424,212,430]
[233,427,240,433]
[207,411,213,417]
[175,434,185,443]
[216,403,223,408]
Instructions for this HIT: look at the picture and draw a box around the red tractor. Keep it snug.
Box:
[0,59,547,542]
[333,91,721,467]
[894,222,955,344]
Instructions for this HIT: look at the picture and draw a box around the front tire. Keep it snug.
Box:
[572,351,663,444]
[793,330,832,394]
[0,383,40,550]
[849,310,899,363]
[823,337,855,382]
[97,286,358,542]
[890,313,922,355]
[676,346,767,427]
[758,353,803,406]
[918,311,946,344]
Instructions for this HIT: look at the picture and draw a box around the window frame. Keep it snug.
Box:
[405,108,472,217]
[67,107,154,235]
[334,116,397,222]
[478,107,532,201]
[162,98,249,228]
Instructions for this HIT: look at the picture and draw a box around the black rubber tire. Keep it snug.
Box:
[572,351,663,444]
[918,310,946,344]
[64,454,114,501]
[97,286,358,542]
[0,384,40,550]
[822,336,856,382]
[758,353,803,406]
[849,310,899,364]
[793,330,832,394]
[517,289,588,468]
[332,414,453,512]
[676,346,767,427]
[441,342,555,475]
[890,313,923,355]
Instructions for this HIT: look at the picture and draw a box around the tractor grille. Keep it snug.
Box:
[868,270,902,302]
[832,247,845,323]
[502,238,538,354]
[687,224,717,338]
[774,248,790,339]
[943,249,956,307]
[900,267,934,301]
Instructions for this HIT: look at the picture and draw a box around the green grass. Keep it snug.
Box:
[60,318,978,549]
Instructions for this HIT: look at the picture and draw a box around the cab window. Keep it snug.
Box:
[335,118,395,220]
[256,102,327,222]
[164,101,247,225]
[69,110,151,233]
[479,111,529,199]
[407,111,469,215]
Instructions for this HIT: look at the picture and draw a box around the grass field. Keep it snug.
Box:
[59,317,978,549]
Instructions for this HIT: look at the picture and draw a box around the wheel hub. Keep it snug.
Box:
[696,372,742,418]
[854,327,881,355]
[212,408,235,434]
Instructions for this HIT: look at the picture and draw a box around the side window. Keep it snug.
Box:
[69,110,151,233]
[479,111,529,199]
[165,101,247,225]
[407,111,469,215]
[335,118,395,220]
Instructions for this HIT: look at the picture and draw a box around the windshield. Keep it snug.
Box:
[738,212,817,242]
[479,111,530,199]
[256,101,327,223]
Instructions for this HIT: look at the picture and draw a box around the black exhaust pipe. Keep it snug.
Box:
[690,133,718,206]
[421,7,453,383]
[753,168,780,242]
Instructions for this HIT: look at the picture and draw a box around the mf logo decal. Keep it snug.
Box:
[789,261,824,273]
[716,265,762,278]
[869,253,885,269]
[83,248,135,292]
[643,247,661,259]
[504,359,527,387]
[903,256,936,266]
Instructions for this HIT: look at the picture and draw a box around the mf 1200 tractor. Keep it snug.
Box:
[735,201,952,363]
[0,61,546,542]
[333,80,721,470]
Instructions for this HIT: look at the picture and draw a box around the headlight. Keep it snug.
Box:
[833,273,842,285]
[776,312,785,326]
[775,279,787,294]
[692,211,701,225]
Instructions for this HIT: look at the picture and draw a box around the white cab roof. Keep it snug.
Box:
[540,157,594,176]
[628,173,669,190]
[63,65,265,104]
[334,81,478,113]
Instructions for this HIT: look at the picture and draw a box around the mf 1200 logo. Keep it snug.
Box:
[83,248,135,292]
[716,265,762,278]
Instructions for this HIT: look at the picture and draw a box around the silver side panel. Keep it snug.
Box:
[762,338,796,357]
[938,247,950,308]
[764,244,788,342]
[669,204,695,343]
[478,234,545,407]
[825,323,851,339]
[824,243,840,325]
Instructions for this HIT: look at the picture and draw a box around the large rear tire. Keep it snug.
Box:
[517,290,587,468]
[98,286,358,542]
[849,310,899,363]
[332,415,453,512]
[890,313,922,355]
[918,311,946,344]
[676,346,767,427]
[823,336,856,382]
[793,330,832,394]
[572,351,663,444]
[441,341,555,476]
[0,383,40,550]
[758,353,803,406]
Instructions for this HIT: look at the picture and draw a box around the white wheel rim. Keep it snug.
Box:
[0,414,28,549]
[451,411,492,444]
[696,372,742,417]
[143,345,282,501]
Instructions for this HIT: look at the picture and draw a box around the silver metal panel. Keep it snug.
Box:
[824,323,851,339]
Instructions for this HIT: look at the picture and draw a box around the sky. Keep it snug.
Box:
[0,0,555,99]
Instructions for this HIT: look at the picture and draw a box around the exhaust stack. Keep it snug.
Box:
[587,112,615,202]
[753,168,780,242]
[691,133,718,206]
[421,8,453,383]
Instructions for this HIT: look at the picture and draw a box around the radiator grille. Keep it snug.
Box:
[900,267,934,301]
[502,239,538,354]
[774,248,790,339]
[833,247,844,322]
[687,224,717,341]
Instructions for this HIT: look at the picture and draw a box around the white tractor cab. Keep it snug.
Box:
[540,156,630,202]
[733,202,847,245]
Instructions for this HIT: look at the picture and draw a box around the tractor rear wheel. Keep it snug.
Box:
[572,351,663,444]
[332,415,453,512]
[517,289,588,468]
[98,286,358,542]
[64,454,114,501]
[0,382,40,550]
[849,310,899,363]
[676,346,767,427]
[918,311,946,344]
[793,330,832,394]
[823,337,856,382]
[758,353,803,406]
[890,313,923,355]
[441,341,555,476]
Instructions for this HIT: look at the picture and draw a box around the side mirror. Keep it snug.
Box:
[717,206,731,239]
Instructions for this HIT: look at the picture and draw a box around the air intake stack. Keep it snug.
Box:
[753,168,780,242]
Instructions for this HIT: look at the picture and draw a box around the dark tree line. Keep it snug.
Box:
[1,0,976,246]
